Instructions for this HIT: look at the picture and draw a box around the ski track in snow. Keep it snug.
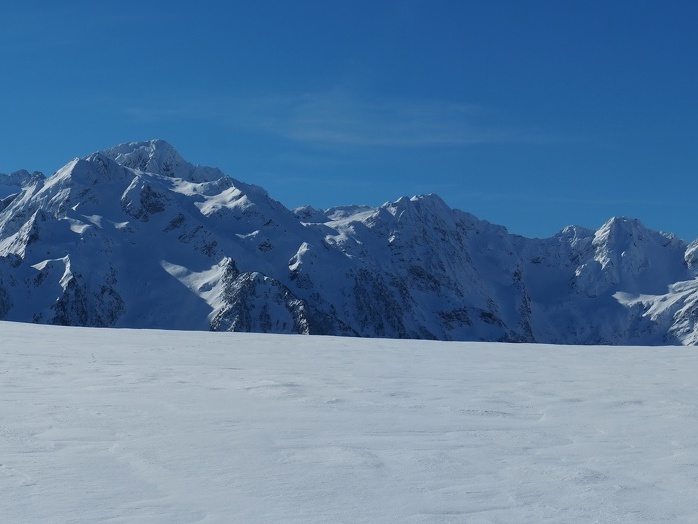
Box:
[1,321,698,522]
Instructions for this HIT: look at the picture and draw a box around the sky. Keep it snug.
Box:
[1,1,696,241]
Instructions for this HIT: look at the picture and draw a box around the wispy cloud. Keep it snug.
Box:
[120,90,566,148]
[438,188,672,210]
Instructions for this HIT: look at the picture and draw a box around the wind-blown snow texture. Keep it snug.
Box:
[3,321,698,522]
[1,140,696,344]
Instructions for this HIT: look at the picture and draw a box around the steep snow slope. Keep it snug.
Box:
[0,142,341,333]
[298,195,533,341]
[0,140,696,344]
[3,321,698,522]
[515,218,693,344]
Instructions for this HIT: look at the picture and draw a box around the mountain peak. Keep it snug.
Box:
[598,216,645,234]
[94,140,224,184]
[0,169,45,188]
[100,140,185,175]
[594,216,684,251]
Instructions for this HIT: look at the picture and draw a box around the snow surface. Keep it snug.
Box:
[2,321,698,522]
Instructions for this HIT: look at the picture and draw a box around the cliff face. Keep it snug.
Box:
[1,140,695,344]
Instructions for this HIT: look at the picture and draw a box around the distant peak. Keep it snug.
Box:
[595,216,683,243]
[106,139,177,154]
[558,225,594,238]
[99,140,185,175]
[384,193,449,210]
[96,140,225,183]
[381,194,454,220]
[0,169,45,187]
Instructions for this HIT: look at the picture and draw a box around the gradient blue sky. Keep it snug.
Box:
[2,1,696,240]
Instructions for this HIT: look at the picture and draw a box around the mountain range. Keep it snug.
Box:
[1,140,696,344]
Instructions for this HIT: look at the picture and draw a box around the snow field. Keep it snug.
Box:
[1,321,698,522]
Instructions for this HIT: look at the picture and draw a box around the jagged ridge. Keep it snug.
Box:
[1,140,696,345]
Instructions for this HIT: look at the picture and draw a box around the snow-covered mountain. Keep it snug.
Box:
[1,140,696,344]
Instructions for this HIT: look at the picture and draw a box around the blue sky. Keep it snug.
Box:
[2,1,696,240]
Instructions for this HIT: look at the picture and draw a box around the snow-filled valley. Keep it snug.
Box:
[2,321,698,522]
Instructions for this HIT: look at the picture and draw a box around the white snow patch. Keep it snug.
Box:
[81,215,104,228]
[66,219,92,235]
[160,260,225,303]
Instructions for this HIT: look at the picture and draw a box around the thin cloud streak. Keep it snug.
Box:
[120,91,567,148]
[443,188,672,207]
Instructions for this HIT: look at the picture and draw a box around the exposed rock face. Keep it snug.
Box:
[1,140,696,344]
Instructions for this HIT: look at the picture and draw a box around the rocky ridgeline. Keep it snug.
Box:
[1,140,696,344]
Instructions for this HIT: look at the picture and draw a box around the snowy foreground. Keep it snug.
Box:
[2,322,698,523]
